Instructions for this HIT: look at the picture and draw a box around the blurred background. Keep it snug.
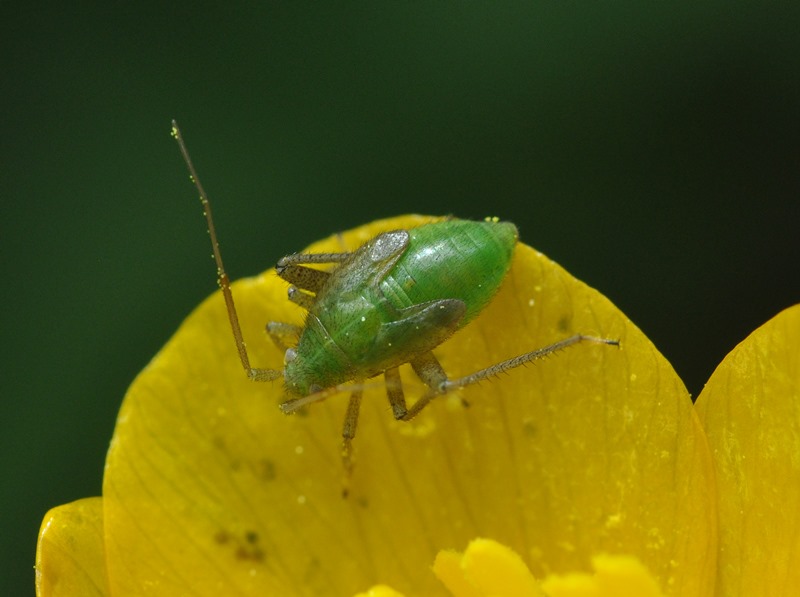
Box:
[2,3,798,594]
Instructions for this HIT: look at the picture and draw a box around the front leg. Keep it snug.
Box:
[275,251,353,293]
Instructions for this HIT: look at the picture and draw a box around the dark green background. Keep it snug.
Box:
[3,3,798,594]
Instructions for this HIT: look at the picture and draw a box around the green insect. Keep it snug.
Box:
[172,121,618,480]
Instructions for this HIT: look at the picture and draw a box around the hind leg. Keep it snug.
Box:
[396,335,619,420]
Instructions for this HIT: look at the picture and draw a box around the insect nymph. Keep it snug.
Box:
[172,122,618,479]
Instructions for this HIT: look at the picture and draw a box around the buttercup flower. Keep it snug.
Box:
[35,215,798,596]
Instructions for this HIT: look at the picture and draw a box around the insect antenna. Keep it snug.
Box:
[171,121,281,382]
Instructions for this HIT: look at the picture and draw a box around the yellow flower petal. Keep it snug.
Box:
[35,497,109,597]
[92,215,715,595]
[695,304,800,594]
[541,553,665,597]
[353,585,407,597]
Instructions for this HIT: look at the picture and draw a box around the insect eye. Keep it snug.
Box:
[284,348,297,364]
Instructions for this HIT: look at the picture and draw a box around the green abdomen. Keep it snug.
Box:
[380,219,518,326]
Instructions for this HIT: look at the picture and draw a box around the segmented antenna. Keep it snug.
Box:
[171,121,280,382]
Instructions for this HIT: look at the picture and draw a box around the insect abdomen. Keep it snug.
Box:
[381,219,518,326]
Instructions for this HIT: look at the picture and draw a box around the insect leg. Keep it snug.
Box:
[172,121,283,384]
[275,252,353,289]
[278,252,352,266]
[384,367,407,419]
[341,387,363,497]
[276,264,330,293]
[401,335,619,420]
[266,321,302,352]
[287,286,315,310]
[399,352,449,420]
[280,387,337,413]
[442,334,619,392]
